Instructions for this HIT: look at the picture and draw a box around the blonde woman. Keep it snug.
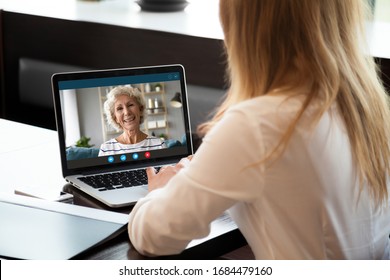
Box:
[129,0,390,259]
[99,86,165,156]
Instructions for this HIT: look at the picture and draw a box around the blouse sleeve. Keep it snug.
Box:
[128,107,266,256]
[98,144,105,157]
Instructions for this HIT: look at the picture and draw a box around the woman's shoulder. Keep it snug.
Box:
[229,94,310,118]
[144,136,163,143]
[101,138,119,146]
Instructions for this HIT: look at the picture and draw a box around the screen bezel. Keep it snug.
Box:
[51,64,193,177]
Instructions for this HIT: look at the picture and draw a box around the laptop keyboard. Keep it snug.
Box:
[77,168,160,192]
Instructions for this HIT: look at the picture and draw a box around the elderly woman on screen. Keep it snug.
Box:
[98,86,165,156]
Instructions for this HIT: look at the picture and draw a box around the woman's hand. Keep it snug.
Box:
[146,155,193,192]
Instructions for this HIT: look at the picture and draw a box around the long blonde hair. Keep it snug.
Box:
[199,0,390,205]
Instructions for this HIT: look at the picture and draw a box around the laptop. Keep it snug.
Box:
[51,64,193,208]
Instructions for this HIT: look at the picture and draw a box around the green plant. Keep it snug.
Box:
[158,133,167,140]
[75,136,94,148]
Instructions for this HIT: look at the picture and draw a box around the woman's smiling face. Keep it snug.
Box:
[114,94,143,131]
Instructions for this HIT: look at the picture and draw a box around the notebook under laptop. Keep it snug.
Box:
[52,64,193,208]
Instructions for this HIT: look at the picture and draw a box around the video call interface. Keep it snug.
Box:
[57,71,191,170]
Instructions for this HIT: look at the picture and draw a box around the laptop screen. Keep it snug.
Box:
[52,65,192,175]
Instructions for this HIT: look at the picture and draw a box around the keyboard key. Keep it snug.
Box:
[77,168,154,191]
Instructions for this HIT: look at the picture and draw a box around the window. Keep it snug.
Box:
[373,0,390,22]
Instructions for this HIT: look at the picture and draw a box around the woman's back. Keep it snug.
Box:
[128,0,390,259]
[227,94,390,259]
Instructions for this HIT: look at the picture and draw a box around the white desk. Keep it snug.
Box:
[0,119,66,196]
[0,118,249,260]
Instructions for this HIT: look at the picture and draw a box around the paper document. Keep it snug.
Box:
[186,212,238,248]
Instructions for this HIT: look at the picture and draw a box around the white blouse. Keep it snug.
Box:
[128,94,390,259]
[98,136,165,156]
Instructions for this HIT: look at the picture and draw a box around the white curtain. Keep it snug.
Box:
[61,89,81,147]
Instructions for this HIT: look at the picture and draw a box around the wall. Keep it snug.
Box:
[76,88,104,147]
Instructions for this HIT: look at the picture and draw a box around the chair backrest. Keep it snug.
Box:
[378,58,390,93]
[2,10,387,132]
